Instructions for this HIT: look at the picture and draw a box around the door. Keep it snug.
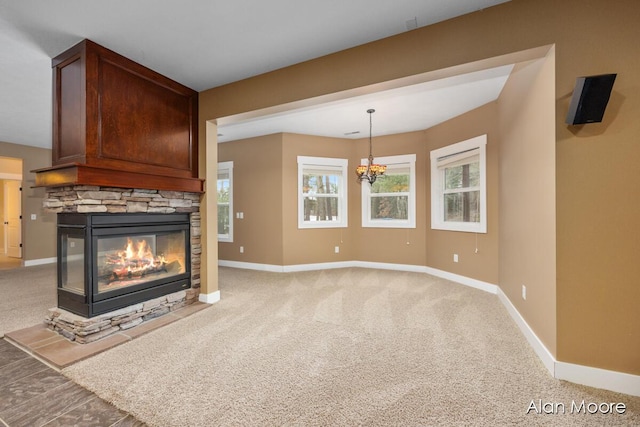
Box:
[4,180,22,258]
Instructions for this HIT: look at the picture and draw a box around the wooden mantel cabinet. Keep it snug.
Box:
[36,39,203,193]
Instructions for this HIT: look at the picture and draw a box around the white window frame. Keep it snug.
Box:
[297,156,348,229]
[217,161,233,242]
[361,154,416,228]
[430,135,487,233]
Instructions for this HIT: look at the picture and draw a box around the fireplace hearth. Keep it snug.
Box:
[57,213,191,317]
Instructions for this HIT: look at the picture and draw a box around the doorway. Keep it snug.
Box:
[0,156,23,267]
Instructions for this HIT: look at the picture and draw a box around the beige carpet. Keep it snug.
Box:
[60,267,639,426]
[0,263,56,338]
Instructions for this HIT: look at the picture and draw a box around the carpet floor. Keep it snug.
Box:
[0,263,56,338]
[62,267,639,426]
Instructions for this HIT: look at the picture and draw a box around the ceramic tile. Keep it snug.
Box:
[0,367,69,412]
[41,395,128,427]
[4,324,66,349]
[0,357,48,386]
[30,334,68,350]
[2,380,94,426]
[34,333,130,369]
[0,340,29,367]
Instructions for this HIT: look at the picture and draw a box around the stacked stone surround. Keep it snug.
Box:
[45,289,199,343]
[43,185,200,215]
[42,185,202,343]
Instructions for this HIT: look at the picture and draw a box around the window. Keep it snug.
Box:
[362,154,416,228]
[431,135,487,233]
[298,156,348,228]
[217,161,233,242]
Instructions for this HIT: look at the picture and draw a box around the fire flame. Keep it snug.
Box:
[118,238,165,272]
[122,238,147,264]
[101,236,183,286]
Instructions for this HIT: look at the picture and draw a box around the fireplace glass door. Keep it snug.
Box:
[57,213,191,317]
[60,231,86,295]
[96,231,186,294]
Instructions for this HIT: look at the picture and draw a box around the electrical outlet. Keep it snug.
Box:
[522,285,527,300]
[30,214,37,220]
[334,246,340,254]
[453,254,459,263]
[240,246,244,254]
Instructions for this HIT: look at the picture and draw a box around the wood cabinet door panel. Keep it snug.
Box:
[97,59,194,172]
[54,54,86,164]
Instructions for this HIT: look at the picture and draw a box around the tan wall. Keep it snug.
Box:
[552,5,640,373]
[351,131,428,266]
[201,0,640,374]
[218,134,284,265]
[498,55,557,356]
[282,133,354,265]
[0,141,56,261]
[422,103,500,285]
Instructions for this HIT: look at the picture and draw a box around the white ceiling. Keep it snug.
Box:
[217,64,514,142]
[0,0,511,149]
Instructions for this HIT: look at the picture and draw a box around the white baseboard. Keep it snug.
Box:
[218,260,286,272]
[217,260,498,293]
[497,287,556,375]
[355,261,428,274]
[283,261,355,272]
[424,265,498,294]
[198,290,221,304]
[555,362,640,397]
[497,287,640,397]
[23,257,56,267]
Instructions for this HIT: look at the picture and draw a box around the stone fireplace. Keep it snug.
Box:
[41,186,202,343]
[32,39,205,342]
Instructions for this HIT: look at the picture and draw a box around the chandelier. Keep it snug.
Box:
[356,109,387,184]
